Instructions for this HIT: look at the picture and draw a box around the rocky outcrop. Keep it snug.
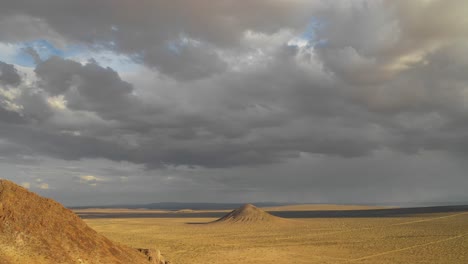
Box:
[137,248,171,264]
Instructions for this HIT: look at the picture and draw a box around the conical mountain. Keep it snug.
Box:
[0,179,167,264]
[212,204,288,224]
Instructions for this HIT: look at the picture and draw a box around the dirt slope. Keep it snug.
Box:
[0,179,167,264]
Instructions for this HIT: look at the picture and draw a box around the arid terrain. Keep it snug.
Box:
[0,180,168,264]
[79,204,468,264]
[1,178,468,263]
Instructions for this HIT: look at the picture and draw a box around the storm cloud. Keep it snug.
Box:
[0,61,21,86]
[1,0,468,205]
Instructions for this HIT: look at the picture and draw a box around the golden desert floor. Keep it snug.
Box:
[81,206,468,264]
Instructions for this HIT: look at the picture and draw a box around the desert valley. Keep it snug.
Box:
[2,179,468,263]
[80,204,468,264]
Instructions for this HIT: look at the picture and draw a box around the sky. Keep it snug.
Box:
[1,0,468,207]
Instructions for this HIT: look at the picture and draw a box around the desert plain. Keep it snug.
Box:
[77,205,468,264]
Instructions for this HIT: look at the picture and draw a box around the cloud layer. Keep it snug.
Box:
[1,0,468,205]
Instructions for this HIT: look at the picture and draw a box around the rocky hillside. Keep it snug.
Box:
[0,179,168,264]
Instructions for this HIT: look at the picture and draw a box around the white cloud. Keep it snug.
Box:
[0,43,18,62]
[119,176,129,182]
[47,95,67,110]
[80,175,100,181]
[0,87,21,101]
[37,183,49,190]
[21,182,31,189]
[0,87,23,112]
[77,175,106,187]
[1,100,23,112]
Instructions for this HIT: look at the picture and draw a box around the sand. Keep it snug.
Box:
[84,208,468,264]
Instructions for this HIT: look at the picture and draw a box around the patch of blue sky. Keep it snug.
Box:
[165,34,203,55]
[1,39,139,72]
[303,17,325,40]
[288,17,328,48]
[167,41,182,55]
[11,39,76,66]
[69,49,140,72]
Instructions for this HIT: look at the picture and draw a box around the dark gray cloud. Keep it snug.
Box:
[1,0,468,205]
[23,47,42,64]
[0,106,24,124]
[0,61,21,86]
[34,56,148,123]
[0,61,24,123]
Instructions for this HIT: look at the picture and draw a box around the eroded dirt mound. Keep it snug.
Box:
[0,179,167,264]
[212,204,288,224]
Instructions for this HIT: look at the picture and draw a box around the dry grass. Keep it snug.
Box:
[84,210,468,264]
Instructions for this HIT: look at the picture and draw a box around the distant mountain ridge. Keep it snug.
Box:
[70,201,468,210]
[71,202,295,210]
